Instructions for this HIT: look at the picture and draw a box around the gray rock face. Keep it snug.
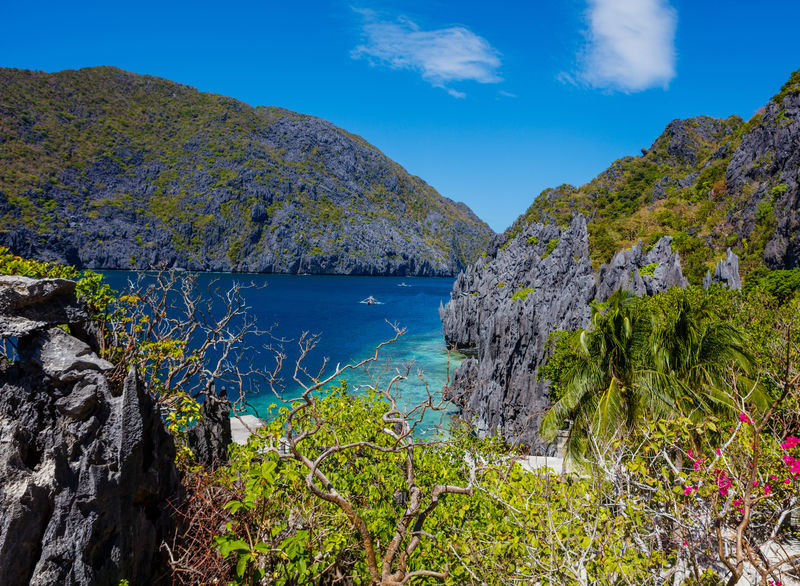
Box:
[595,236,688,301]
[442,215,701,452]
[187,387,232,468]
[442,216,596,452]
[726,90,800,269]
[0,275,87,337]
[0,67,494,277]
[703,248,742,290]
[19,327,114,382]
[0,281,180,585]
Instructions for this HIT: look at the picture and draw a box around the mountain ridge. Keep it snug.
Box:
[441,67,800,449]
[506,68,800,282]
[0,66,493,275]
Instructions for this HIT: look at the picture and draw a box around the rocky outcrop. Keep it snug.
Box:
[703,249,742,290]
[442,215,714,452]
[441,216,595,451]
[0,66,493,276]
[187,387,232,468]
[0,278,180,585]
[726,84,800,270]
[595,236,688,301]
[0,276,87,337]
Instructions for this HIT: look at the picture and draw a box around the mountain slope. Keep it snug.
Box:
[0,66,493,275]
[440,69,800,450]
[508,68,800,282]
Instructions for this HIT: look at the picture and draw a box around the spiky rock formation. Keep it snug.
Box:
[441,215,740,452]
[0,277,180,585]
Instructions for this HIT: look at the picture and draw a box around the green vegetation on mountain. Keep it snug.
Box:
[0,66,492,274]
[507,67,800,284]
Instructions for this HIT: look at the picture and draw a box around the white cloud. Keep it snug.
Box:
[352,9,501,97]
[579,0,677,92]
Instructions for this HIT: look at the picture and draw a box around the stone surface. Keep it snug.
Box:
[0,275,87,338]
[0,300,179,585]
[19,327,114,382]
[441,215,723,452]
[441,216,596,452]
[726,91,800,270]
[703,248,742,290]
[187,387,233,467]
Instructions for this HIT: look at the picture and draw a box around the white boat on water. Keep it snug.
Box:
[360,295,382,305]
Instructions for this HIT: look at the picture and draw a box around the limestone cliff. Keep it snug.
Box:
[0,66,493,276]
[441,215,737,451]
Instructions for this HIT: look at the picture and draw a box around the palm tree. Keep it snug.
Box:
[539,289,654,461]
[540,288,762,461]
[642,295,761,419]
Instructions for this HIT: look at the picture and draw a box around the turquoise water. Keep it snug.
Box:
[100,272,460,435]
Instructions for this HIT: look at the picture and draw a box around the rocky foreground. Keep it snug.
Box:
[0,276,181,584]
[0,66,493,276]
[441,215,740,452]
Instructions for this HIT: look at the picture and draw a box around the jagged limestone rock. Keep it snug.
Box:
[595,236,688,301]
[442,215,730,452]
[703,248,742,290]
[442,216,596,452]
[0,275,87,337]
[187,387,233,467]
[726,90,800,270]
[0,281,180,585]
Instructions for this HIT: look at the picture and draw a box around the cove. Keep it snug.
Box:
[100,271,461,436]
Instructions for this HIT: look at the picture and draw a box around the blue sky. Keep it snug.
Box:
[2,0,799,231]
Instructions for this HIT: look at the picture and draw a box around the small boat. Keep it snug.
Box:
[398,282,410,287]
[360,295,382,305]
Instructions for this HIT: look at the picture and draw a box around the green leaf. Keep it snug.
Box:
[236,553,250,578]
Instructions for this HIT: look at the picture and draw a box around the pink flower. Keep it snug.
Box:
[715,448,722,456]
[782,436,800,450]
[716,470,733,497]
[683,486,696,496]
[785,455,800,476]
[764,483,771,496]
[738,413,751,424]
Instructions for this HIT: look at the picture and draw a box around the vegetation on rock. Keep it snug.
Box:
[0,66,492,275]
[505,68,800,283]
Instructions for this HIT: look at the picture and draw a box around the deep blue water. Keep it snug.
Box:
[100,272,460,435]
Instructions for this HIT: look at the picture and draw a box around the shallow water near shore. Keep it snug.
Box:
[100,272,461,436]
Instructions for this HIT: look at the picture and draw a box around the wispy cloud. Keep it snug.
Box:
[351,9,501,97]
[577,0,677,92]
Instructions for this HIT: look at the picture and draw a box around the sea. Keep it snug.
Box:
[100,272,462,436]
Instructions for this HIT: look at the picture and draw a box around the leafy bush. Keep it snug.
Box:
[638,262,658,277]
[510,287,535,302]
[541,238,560,258]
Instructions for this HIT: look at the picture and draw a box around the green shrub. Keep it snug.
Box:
[510,287,535,302]
[638,262,658,277]
[542,238,560,258]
